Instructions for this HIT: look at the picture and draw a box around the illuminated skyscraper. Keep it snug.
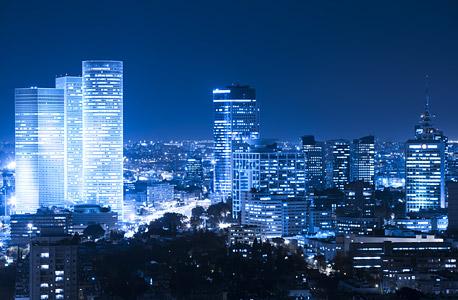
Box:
[82,60,123,217]
[328,139,350,190]
[213,85,259,202]
[351,135,375,186]
[15,88,65,213]
[232,139,306,217]
[301,135,324,191]
[406,81,446,212]
[56,76,83,204]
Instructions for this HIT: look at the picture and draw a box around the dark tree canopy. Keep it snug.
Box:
[83,224,106,240]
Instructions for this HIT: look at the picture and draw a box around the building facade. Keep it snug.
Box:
[232,139,306,218]
[301,135,324,192]
[328,139,351,190]
[15,88,65,213]
[29,228,78,300]
[351,135,375,186]
[82,60,124,217]
[55,76,83,205]
[405,85,446,212]
[213,85,260,202]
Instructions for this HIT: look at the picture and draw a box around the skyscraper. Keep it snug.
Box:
[351,135,375,186]
[301,135,324,192]
[328,139,350,190]
[405,81,446,212]
[82,61,123,217]
[232,139,306,217]
[213,85,260,202]
[55,76,83,204]
[15,88,65,214]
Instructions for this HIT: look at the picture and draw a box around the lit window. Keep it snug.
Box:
[41,265,49,270]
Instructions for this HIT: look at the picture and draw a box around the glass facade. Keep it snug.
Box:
[56,76,83,204]
[406,142,445,212]
[351,135,375,186]
[232,140,306,217]
[329,139,351,190]
[405,86,446,212]
[82,61,123,217]
[213,85,259,202]
[15,88,65,213]
[301,135,324,191]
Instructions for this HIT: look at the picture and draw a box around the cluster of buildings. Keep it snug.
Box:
[14,60,124,217]
[215,84,458,295]
[2,70,458,298]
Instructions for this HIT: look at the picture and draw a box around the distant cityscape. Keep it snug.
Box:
[1,61,458,299]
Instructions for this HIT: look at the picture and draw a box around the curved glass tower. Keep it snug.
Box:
[82,60,123,217]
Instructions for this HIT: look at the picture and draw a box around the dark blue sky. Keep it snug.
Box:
[1,0,458,142]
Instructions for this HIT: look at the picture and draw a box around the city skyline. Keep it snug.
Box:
[1,1,458,142]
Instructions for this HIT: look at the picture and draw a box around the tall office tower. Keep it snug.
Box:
[82,61,123,217]
[232,139,306,218]
[406,83,446,212]
[329,139,351,190]
[213,85,260,202]
[351,135,375,186]
[56,76,83,204]
[301,135,324,192]
[29,227,78,300]
[15,88,65,214]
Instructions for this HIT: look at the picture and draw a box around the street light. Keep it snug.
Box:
[27,223,33,239]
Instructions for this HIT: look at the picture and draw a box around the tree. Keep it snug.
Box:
[192,206,205,218]
[83,224,106,240]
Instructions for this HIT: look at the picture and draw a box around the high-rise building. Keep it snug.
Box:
[232,139,306,217]
[301,135,324,192]
[15,88,65,214]
[185,158,204,186]
[344,180,375,217]
[29,227,78,300]
[82,61,123,218]
[405,81,446,212]
[55,76,83,204]
[213,85,260,202]
[351,135,375,186]
[327,139,350,190]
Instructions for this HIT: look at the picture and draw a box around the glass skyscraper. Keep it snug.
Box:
[82,61,123,217]
[405,86,446,212]
[301,135,325,192]
[213,85,259,202]
[328,139,351,190]
[351,135,375,186]
[232,139,306,217]
[56,76,83,204]
[15,88,65,213]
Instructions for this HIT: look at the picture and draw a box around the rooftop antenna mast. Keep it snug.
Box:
[425,74,430,115]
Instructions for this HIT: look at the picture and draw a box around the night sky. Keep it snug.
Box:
[1,0,458,142]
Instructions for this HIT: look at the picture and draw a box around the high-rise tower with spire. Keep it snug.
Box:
[405,76,446,212]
